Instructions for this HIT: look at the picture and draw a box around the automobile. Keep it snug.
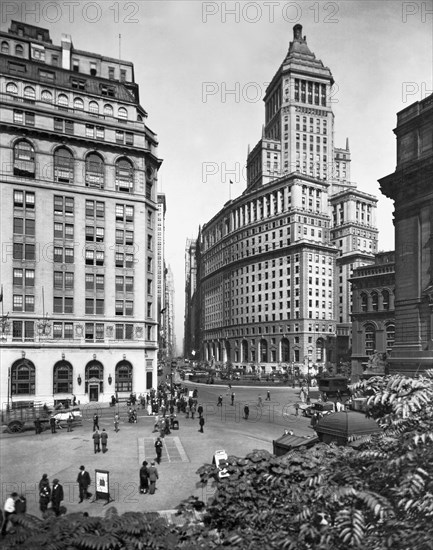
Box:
[302,402,335,418]
[212,450,230,479]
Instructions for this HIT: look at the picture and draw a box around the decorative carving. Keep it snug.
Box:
[75,324,83,336]
[135,326,143,338]
[106,325,114,337]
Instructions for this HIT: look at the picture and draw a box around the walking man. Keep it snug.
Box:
[217,395,223,407]
[295,402,299,416]
[1,492,18,536]
[199,416,205,433]
[100,428,108,453]
[93,429,101,453]
[51,479,64,517]
[114,412,119,433]
[93,413,99,431]
[155,436,163,464]
[77,466,91,503]
[244,404,249,420]
[67,413,73,432]
[147,462,159,495]
[266,390,271,401]
[258,395,263,408]
[197,404,203,418]
[139,461,149,494]
[231,392,235,406]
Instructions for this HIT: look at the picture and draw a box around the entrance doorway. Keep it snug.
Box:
[89,384,99,402]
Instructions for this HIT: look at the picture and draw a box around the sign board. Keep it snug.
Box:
[92,469,114,505]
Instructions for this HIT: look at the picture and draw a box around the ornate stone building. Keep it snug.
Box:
[379,93,433,375]
[0,21,162,406]
[192,25,378,374]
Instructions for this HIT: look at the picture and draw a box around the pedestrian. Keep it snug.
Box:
[244,404,249,420]
[51,479,64,516]
[50,415,57,433]
[197,404,203,418]
[93,429,101,453]
[258,395,263,407]
[93,413,99,431]
[199,416,205,433]
[34,417,42,435]
[295,402,299,416]
[1,492,18,536]
[139,461,149,494]
[191,404,196,419]
[100,428,108,453]
[266,390,271,401]
[185,404,190,418]
[155,436,163,464]
[147,461,159,495]
[231,392,235,406]
[217,395,223,407]
[67,413,73,432]
[72,394,77,406]
[77,466,91,503]
[114,413,119,433]
[38,474,51,515]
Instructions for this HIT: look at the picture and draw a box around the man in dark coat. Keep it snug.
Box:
[199,416,205,433]
[155,437,163,464]
[50,416,56,433]
[93,413,99,431]
[77,465,91,503]
[38,474,51,514]
[147,462,159,495]
[34,417,42,435]
[139,461,149,494]
[100,429,108,453]
[197,404,203,418]
[51,479,64,516]
[93,429,101,453]
[244,404,250,420]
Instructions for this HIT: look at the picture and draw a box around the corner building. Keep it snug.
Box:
[197,25,378,373]
[0,22,162,405]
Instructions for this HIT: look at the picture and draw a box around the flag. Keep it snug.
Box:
[229,180,233,184]
[0,285,3,302]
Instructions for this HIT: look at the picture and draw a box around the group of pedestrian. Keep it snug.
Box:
[92,428,108,453]
[1,492,26,536]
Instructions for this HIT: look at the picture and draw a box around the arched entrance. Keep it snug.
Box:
[115,360,133,393]
[11,358,36,396]
[53,360,73,394]
[85,360,104,401]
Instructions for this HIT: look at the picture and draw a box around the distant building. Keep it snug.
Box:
[350,251,395,380]
[379,93,433,375]
[0,21,162,406]
[189,25,378,374]
[184,238,199,359]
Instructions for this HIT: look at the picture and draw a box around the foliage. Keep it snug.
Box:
[5,373,433,549]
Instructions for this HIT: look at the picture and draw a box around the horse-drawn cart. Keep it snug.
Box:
[1,402,82,433]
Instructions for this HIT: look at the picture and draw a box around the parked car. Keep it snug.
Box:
[302,402,335,418]
[213,450,230,479]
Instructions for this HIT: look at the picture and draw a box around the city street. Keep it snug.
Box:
[0,383,313,518]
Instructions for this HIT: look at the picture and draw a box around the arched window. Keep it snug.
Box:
[371,292,378,311]
[85,360,104,394]
[11,359,36,395]
[57,94,68,107]
[53,360,73,394]
[73,97,84,110]
[54,147,74,184]
[1,41,9,54]
[89,101,99,114]
[103,104,113,117]
[364,323,376,356]
[316,338,325,362]
[115,360,133,392]
[386,323,395,353]
[118,107,128,120]
[6,82,18,95]
[24,86,35,101]
[361,293,368,312]
[41,89,52,103]
[14,140,35,178]
[382,290,390,310]
[85,153,104,188]
[15,44,24,56]
[115,158,134,192]
[260,339,268,363]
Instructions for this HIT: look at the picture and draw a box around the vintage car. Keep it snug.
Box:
[301,402,335,418]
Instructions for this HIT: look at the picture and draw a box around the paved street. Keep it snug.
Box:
[0,383,313,517]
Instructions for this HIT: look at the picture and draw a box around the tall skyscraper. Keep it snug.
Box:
[191,25,378,373]
[0,21,162,405]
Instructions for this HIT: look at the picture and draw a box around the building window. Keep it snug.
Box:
[53,361,73,393]
[53,296,74,314]
[13,140,35,177]
[115,300,133,316]
[54,147,74,183]
[115,204,134,223]
[73,97,84,110]
[1,41,9,54]
[85,249,104,266]
[54,271,74,290]
[365,323,376,356]
[382,290,390,310]
[115,360,133,392]
[118,107,128,120]
[85,153,104,188]
[115,158,134,192]
[24,86,35,101]
[361,293,368,312]
[104,104,113,116]
[57,93,69,107]
[11,359,35,395]
[15,44,24,56]
[371,292,378,312]
[6,82,18,95]
[89,100,99,114]
[85,298,104,315]
[54,195,74,216]
[386,323,395,352]
[41,89,52,103]
[85,200,105,219]
[12,320,34,341]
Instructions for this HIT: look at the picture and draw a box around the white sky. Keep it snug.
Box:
[2,0,432,352]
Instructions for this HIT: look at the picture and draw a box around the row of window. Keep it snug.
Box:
[11,295,138,316]
[9,359,134,395]
[5,81,130,119]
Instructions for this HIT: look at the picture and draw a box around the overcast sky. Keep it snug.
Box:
[2,0,432,352]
